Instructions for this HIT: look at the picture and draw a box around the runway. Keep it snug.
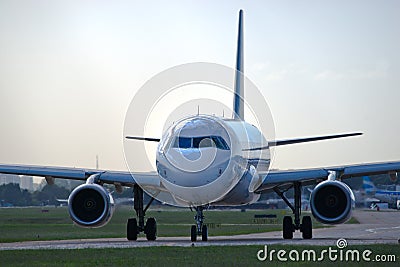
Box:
[1,210,399,250]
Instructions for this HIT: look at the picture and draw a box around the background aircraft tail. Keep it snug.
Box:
[363,176,377,194]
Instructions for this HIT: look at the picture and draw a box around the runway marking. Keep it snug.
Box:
[365,225,400,234]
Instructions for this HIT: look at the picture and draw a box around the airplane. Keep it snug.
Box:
[1,9,400,242]
[363,176,400,210]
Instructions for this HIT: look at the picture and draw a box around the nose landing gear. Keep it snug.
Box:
[190,206,208,241]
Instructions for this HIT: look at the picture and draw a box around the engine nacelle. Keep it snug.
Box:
[68,183,114,228]
[310,180,355,225]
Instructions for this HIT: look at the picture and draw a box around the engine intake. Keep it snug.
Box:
[310,180,354,224]
[68,183,114,228]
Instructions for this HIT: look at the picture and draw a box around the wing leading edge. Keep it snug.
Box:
[0,164,160,188]
[256,161,400,193]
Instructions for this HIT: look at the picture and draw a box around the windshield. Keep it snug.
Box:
[173,136,230,150]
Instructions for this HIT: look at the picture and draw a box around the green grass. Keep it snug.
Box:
[0,207,393,266]
[346,216,359,224]
[0,206,330,242]
[0,245,398,266]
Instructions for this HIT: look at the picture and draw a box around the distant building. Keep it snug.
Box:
[0,174,19,185]
[0,174,34,191]
[19,175,34,191]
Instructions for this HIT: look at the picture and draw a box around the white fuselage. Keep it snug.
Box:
[155,115,270,207]
[375,190,400,204]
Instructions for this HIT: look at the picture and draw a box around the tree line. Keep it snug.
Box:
[0,183,70,206]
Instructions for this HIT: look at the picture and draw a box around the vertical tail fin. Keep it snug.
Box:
[233,10,244,120]
[363,176,377,194]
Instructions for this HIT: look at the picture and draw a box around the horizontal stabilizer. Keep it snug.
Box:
[125,136,160,142]
[243,132,362,151]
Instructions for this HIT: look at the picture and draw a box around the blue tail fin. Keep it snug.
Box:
[363,176,377,194]
[233,10,244,120]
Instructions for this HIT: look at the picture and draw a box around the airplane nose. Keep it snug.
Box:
[161,116,231,175]
[153,115,250,206]
[180,149,201,161]
[157,152,230,188]
[165,146,218,173]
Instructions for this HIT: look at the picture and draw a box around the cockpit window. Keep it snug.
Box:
[211,136,230,150]
[172,136,229,150]
[173,137,192,148]
[193,137,213,148]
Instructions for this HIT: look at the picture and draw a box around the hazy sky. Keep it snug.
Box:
[1,0,399,178]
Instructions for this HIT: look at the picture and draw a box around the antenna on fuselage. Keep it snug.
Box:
[197,105,200,115]
[233,9,244,121]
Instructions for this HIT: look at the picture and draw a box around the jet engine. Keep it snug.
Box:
[310,180,355,224]
[68,183,114,228]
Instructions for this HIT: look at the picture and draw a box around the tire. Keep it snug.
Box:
[127,218,138,241]
[145,217,157,241]
[201,225,208,241]
[283,216,293,239]
[301,216,312,239]
[191,225,197,242]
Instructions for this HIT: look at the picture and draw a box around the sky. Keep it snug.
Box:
[0,0,400,181]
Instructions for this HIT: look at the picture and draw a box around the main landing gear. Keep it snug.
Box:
[274,182,312,239]
[127,185,157,241]
[190,206,208,242]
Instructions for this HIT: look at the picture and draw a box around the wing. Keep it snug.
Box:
[256,161,400,193]
[0,163,160,188]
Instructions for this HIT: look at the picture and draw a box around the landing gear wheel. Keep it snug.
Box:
[201,225,208,241]
[127,218,138,241]
[283,216,294,239]
[145,217,157,241]
[191,225,197,242]
[301,216,312,239]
